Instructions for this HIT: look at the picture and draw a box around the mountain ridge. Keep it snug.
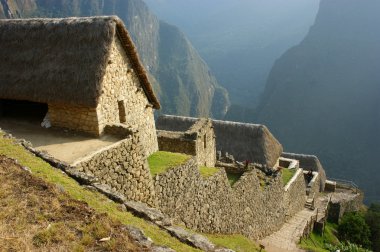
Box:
[256,0,380,203]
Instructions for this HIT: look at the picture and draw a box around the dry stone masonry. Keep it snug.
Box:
[72,129,157,206]
[97,38,158,155]
[157,118,216,167]
[153,157,306,239]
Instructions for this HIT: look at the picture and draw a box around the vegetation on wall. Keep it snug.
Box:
[281,168,296,186]
[148,151,190,176]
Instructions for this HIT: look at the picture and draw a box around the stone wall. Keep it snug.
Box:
[304,171,320,198]
[282,152,326,191]
[192,119,216,167]
[156,115,283,167]
[157,131,197,155]
[72,131,156,206]
[96,37,158,155]
[284,168,307,218]
[49,104,99,135]
[327,190,364,223]
[154,158,306,239]
[157,118,216,167]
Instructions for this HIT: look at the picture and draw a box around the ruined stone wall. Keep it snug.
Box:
[157,131,197,156]
[192,120,216,167]
[306,172,321,198]
[157,119,216,167]
[97,37,158,155]
[49,104,99,135]
[73,131,156,206]
[154,158,306,239]
[284,169,307,218]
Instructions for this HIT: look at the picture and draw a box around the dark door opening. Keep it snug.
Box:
[0,99,48,123]
[118,100,126,123]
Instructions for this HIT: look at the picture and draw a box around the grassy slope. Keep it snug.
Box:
[199,166,220,177]
[0,136,200,252]
[299,222,340,252]
[282,168,296,186]
[0,136,261,251]
[148,151,191,176]
[0,155,143,251]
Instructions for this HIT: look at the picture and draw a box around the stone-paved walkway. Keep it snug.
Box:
[259,208,317,252]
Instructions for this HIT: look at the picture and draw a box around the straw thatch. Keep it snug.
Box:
[0,16,160,109]
[156,115,283,167]
[282,152,326,190]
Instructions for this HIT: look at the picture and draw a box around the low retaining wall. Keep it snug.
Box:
[284,168,307,218]
[154,158,306,239]
[73,132,156,206]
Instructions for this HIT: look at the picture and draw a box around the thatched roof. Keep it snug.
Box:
[0,16,160,109]
[156,115,283,167]
[282,152,326,190]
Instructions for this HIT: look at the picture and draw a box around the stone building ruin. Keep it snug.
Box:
[156,115,283,168]
[0,16,159,155]
[156,118,216,167]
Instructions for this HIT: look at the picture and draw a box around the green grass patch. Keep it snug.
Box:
[148,151,191,176]
[205,233,260,252]
[199,166,219,178]
[226,172,242,186]
[299,222,340,252]
[282,168,296,186]
[0,136,199,252]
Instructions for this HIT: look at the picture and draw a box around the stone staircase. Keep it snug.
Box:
[259,208,317,252]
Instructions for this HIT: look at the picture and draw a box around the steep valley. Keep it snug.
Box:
[255,0,380,203]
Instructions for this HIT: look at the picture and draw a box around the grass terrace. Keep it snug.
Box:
[199,166,220,178]
[282,168,296,186]
[148,151,191,176]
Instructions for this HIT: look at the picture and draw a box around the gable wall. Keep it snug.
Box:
[97,37,158,155]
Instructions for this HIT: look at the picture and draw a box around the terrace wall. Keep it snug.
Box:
[284,169,307,218]
[73,130,156,207]
[154,158,306,239]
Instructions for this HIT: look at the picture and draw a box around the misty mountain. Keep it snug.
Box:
[0,0,229,118]
[255,0,380,203]
[144,0,319,108]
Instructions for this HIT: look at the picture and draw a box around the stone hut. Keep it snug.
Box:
[156,115,283,168]
[0,16,160,155]
[282,152,327,191]
[156,118,216,167]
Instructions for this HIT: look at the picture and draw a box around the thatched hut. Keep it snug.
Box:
[0,16,160,154]
[156,115,283,168]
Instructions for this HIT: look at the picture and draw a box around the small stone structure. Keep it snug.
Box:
[153,157,306,239]
[0,16,160,155]
[157,118,216,167]
[282,152,327,191]
[156,115,283,168]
